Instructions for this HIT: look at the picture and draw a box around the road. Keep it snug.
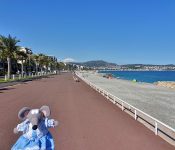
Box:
[0,73,174,150]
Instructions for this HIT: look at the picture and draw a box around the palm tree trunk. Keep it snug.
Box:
[16,61,19,73]
[2,61,5,75]
[29,55,31,75]
[35,62,38,74]
[7,57,11,79]
[46,66,48,73]
[21,60,24,77]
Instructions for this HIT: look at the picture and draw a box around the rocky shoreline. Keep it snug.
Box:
[155,81,175,89]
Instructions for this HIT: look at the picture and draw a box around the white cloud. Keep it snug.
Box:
[63,58,76,62]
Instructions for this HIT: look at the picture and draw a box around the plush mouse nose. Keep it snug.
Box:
[32,125,38,130]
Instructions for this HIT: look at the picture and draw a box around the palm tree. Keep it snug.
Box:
[32,53,47,74]
[56,62,62,74]
[32,54,39,74]
[25,47,32,74]
[54,57,58,73]
[0,35,20,79]
[38,53,49,73]
[15,50,28,77]
[0,47,6,75]
[43,55,50,73]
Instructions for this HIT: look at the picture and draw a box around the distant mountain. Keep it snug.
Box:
[72,60,117,68]
[70,61,175,70]
[120,64,175,70]
[123,64,175,66]
[165,64,175,66]
[122,64,175,68]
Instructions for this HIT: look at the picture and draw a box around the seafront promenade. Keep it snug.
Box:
[81,71,175,129]
[0,73,174,149]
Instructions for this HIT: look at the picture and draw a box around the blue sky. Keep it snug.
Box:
[0,0,175,64]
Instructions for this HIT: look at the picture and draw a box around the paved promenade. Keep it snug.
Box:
[0,73,174,150]
[82,72,175,129]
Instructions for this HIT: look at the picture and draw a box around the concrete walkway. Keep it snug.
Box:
[0,73,174,150]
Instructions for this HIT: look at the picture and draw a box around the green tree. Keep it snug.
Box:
[0,46,6,75]
[25,47,33,74]
[32,54,40,74]
[0,35,20,78]
[15,50,28,77]
[43,55,50,73]
[38,53,46,73]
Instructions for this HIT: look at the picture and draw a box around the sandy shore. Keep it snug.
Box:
[79,71,175,129]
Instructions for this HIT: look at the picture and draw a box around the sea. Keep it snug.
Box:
[99,71,175,83]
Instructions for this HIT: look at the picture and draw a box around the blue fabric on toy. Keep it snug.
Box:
[11,118,56,150]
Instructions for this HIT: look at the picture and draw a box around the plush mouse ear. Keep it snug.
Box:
[40,105,51,117]
[18,107,31,120]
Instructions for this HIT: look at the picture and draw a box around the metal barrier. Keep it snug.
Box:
[76,72,175,146]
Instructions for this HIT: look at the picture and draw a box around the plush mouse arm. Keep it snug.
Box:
[53,120,59,126]
[45,118,59,128]
[13,119,29,134]
[13,127,19,134]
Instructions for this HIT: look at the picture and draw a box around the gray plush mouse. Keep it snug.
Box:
[11,105,58,150]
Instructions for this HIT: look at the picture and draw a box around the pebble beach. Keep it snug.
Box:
[80,71,175,129]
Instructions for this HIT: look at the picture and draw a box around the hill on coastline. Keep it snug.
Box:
[72,60,117,68]
[70,60,175,70]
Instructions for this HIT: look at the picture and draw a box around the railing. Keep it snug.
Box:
[76,72,175,146]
